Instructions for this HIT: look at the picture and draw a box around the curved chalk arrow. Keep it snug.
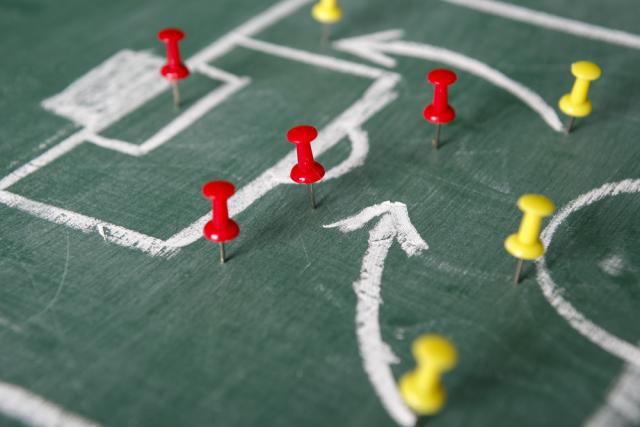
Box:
[0,381,102,427]
[334,29,564,132]
[324,201,428,427]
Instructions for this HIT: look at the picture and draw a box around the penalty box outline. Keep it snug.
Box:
[44,49,252,158]
[0,0,400,258]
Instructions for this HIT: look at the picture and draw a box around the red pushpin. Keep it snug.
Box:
[158,28,190,108]
[202,181,239,264]
[287,125,325,209]
[423,69,457,149]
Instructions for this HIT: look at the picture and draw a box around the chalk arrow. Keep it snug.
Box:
[324,201,427,427]
[334,29,564,132]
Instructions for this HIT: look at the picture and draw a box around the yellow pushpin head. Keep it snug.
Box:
[413,335,458,371]
[312,0,342,24]
[559,60,601,118]
[399,335,457,415]
[517,193,555,217]
[571,61,601,81]
[505,194,555,260]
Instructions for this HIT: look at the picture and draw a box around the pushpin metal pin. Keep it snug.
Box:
[558,61,601,134]
[564,116,575,134]
[432,124,441,149]
[424,69,457,150]
[287,125,325,210]
[202,181,240,264]
[312,0,342,45]
[513,258,524,285]
[322,24,331,47]
[158,28,190,109]
[171,81,181,109]
[219,242,225,264]
[504,194,555,284]
[308,183,316,209]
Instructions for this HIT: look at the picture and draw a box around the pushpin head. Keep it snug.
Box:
[427,69,457,86]
[413,335,458,372]
[287,125,325,184]
[158,28,190,81]
[517,194,555,217]
[202,181,239,243]
[571,61,601,81]
[158,28,184,43]
[424,69,457,124]
[312,0,342,24]
[287,125,318,144]
[202,180,235,200]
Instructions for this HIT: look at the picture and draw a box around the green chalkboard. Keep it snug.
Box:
[1,0,639,426]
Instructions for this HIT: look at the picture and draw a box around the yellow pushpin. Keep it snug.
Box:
[558,61,601,134]
[311,0,342,45]
[399,335,457,416]
[504,194,555,284]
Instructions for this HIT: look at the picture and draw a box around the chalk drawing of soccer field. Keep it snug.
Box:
[0,0,603,261]
[1,0,640,426]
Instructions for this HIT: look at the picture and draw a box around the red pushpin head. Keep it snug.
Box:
[423,68,457,124]
[158,28,190,81]
[202,181,239,243]
[287,125,325,184]
[158,28,184,43]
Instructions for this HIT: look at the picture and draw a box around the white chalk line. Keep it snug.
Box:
[236,36,386,80]
[442,0,640,50]
[84,133,140,157]
[585,345,640,427]
[85,77,250,156]
[187,0,313,67]
[322,127,369,181]
[325,202,428,427]
[333,30,564,132]
[0,381,102,427]
[334,29,403,69]
[0,190,174,257]
[193,63,245,84]
[536,179,640,367]
[0,130,88,191]
[133,77,250,154]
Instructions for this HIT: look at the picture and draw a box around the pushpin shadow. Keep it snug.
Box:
[220,251,236,264]
[307,183,325,210]
[430,126,456,150]
[167,83,197,111]
[415,415,434,427]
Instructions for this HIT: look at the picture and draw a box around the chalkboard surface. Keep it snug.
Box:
[1,0,639,426]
